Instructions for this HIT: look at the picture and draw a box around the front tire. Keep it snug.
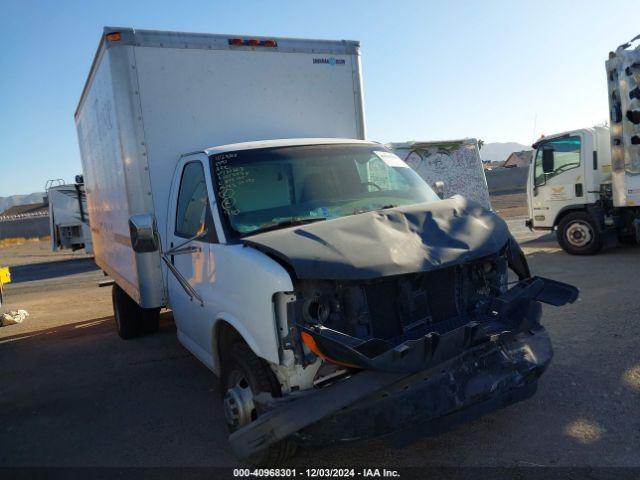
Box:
[111,285,160,339]
[221,341,297,465]
[557,211,603,255]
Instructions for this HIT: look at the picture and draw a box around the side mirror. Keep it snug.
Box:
[542,149,554,174]
[129,213,159,253]
[434,181,445,199]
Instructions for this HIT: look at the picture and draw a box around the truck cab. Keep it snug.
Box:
[526,126,613,254]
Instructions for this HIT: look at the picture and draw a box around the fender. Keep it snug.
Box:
[552,204,588,227]
[212,313,277,376]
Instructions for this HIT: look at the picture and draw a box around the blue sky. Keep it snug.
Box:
[1,0,638,196]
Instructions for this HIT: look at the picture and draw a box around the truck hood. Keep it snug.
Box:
[241,196,511,280]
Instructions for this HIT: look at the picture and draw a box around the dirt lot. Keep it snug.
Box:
[1,207,639,467]
[491,192,529,220]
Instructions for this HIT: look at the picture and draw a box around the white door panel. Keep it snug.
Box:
[531,135,585,228]
[166,158,218,357]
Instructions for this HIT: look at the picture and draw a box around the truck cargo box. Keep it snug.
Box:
[606,36,640,207]
[75,27,365,308]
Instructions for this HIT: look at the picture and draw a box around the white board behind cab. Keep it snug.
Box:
[388,138,492,210]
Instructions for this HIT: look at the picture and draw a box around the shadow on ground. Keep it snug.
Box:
[7,258,99,283]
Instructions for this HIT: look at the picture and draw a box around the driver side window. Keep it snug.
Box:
[175,162,216,240]
[534,136,581,186]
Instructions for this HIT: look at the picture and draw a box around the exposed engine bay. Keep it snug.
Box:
[282,248,575,374]
[289,253,505,361]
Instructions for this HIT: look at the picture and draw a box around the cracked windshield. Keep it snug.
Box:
[210,143,440,237]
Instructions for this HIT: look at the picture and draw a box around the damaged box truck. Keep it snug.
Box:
[76,27,578,464]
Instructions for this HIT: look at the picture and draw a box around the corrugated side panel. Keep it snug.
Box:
[133,46,362,244]
[76,48,140,301]
[607,41,640,207]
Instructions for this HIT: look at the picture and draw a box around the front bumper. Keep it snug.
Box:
[230,327,554,459]
[296,328,551,446]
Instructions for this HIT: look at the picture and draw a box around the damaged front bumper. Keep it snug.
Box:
[230,326,553,459]
[296,327,551,447]
[297,276,577,374]
[229,277,576,459]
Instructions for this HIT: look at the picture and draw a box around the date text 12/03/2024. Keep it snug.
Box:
[233,468,401,478]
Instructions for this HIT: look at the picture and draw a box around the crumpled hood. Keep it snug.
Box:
[241,196,511,280]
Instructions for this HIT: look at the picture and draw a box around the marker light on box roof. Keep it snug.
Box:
[227,38,278,47]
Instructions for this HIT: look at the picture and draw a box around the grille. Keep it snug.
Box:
[423,267,459,323]
[363,266,460,340]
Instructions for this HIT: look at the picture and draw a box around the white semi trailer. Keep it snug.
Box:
[76,27,576,464]
[526,35,640,255]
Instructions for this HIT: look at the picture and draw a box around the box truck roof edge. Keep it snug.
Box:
[75,26,362,120]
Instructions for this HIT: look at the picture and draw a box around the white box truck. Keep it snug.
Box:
[525,35,640,255]
[77,27,577,464]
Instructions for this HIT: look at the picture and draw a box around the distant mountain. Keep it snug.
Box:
[480,142,530,163]
[0,192,46,215]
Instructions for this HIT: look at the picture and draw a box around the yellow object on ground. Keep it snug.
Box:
[0,266,11,285]
[0,266,10,307]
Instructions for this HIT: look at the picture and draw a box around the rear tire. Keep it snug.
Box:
[112,285,160,339]
[221,341,297,465]
[557,211,603,255]
[141,308,161,334]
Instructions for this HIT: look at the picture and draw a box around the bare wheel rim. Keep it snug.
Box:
[223,370,256,430]
[565,221,593,248]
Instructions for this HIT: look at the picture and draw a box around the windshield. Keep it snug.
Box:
[209,144,440,238]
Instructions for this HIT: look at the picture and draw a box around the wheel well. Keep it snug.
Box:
[554,206,587,227]
[213,320,244,376]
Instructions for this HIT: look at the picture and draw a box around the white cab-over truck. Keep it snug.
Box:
[526,36,640,254]
[77,27,577,464]
[47,177,93,253]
